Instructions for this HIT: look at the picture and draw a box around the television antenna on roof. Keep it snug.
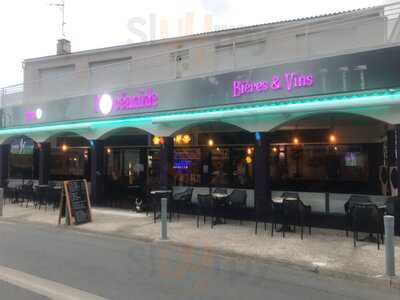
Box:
[49,0,66,38]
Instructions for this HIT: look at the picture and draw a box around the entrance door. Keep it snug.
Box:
[105,148,147,208]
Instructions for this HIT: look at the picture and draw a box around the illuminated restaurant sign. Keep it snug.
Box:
[232,72,314,98]
[93,88,159,115]
[24,108,43,122]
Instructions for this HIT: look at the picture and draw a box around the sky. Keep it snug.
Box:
[0,0,393,88]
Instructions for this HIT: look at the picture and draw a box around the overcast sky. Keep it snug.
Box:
[0,0,392,88]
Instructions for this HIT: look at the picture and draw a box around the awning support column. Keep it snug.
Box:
[159,137,173,188]
[39,142,50,185]
[90,140,104,206]
[0,144,10,188]
[254,132,271,219]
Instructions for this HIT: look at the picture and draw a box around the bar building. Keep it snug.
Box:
[1,5,400,228]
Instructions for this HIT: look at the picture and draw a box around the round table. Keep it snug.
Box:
[211,193,228,225]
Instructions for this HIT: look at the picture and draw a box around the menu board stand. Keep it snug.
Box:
[58,179,92,226]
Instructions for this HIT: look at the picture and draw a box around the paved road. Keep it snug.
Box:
[0,221,398,300]
[0,280,49,300]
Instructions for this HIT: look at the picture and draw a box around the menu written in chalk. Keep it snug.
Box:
[60,180,92,225]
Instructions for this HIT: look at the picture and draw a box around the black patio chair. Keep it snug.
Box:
[226,189,247,224]
[270,192,300,237]
[21,182,35,208]
[351,203,384,249]
[172,188,194,219]
[271,201,284,237]
[34,186,49,210]
[213,187,228,194]
[278,199,311,240]
[47,187,62,210]
[196,194,214,228]
[344,195,371,236]
[281,192,300,201]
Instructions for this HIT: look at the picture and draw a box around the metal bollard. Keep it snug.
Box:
[161,197,168,240]
[384,215,396,277]
[0,187,4,217]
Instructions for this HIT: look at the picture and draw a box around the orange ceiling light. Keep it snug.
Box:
[329,134,337,143]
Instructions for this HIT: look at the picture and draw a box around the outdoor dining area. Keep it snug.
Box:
[3,180,62,211]
[144,186,400,249]
[148,187,247,228]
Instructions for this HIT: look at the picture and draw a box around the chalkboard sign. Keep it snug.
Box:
[58,179,92,225]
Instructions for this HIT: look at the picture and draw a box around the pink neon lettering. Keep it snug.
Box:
[95,88,158,114]
[232,72,314,98]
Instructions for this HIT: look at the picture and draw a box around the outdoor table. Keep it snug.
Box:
[352,202,386,243]
[272,197,307,233]
[150,189,172,222]
[211,192,228,225]
[150,190,172,195]
[272,197,298,204]
[36,184,49,188]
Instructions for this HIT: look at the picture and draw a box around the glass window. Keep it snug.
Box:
[271,144,372,193]
[9,137,36,179]
[50,148,89,180]
[148,148,160,187]
[105,148,146,186]
[210,147,230,187]
[173,148,201,186]
[231,148,254,188]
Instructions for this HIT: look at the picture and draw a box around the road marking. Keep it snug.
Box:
[0,265,108,300]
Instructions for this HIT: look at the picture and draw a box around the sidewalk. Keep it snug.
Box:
[2,204,400,288]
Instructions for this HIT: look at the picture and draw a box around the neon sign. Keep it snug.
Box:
[173,159,192,170]
[232,72,314,98]
[94,88,158,115]
[25,108,43,122]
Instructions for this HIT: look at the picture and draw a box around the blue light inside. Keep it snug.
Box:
[173,160,192,173]
[255,132,261,141]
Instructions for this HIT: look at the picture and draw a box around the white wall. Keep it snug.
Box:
[21,9,386,106]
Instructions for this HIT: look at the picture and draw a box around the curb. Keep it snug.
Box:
[3,216,399,290]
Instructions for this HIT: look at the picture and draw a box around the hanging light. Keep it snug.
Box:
[106,147,112,154]
[329,133,337,143]
[247,147,253,155]
[272,147,278,153]
[182,134,191,144]
[245,156,253,164]
[61,144,68,152]
[293,137,300,145]
[153,136,161,145]
[208,139,214,147]
[175,134,182,144]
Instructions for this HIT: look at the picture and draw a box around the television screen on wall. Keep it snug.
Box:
[344,152,364,167]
